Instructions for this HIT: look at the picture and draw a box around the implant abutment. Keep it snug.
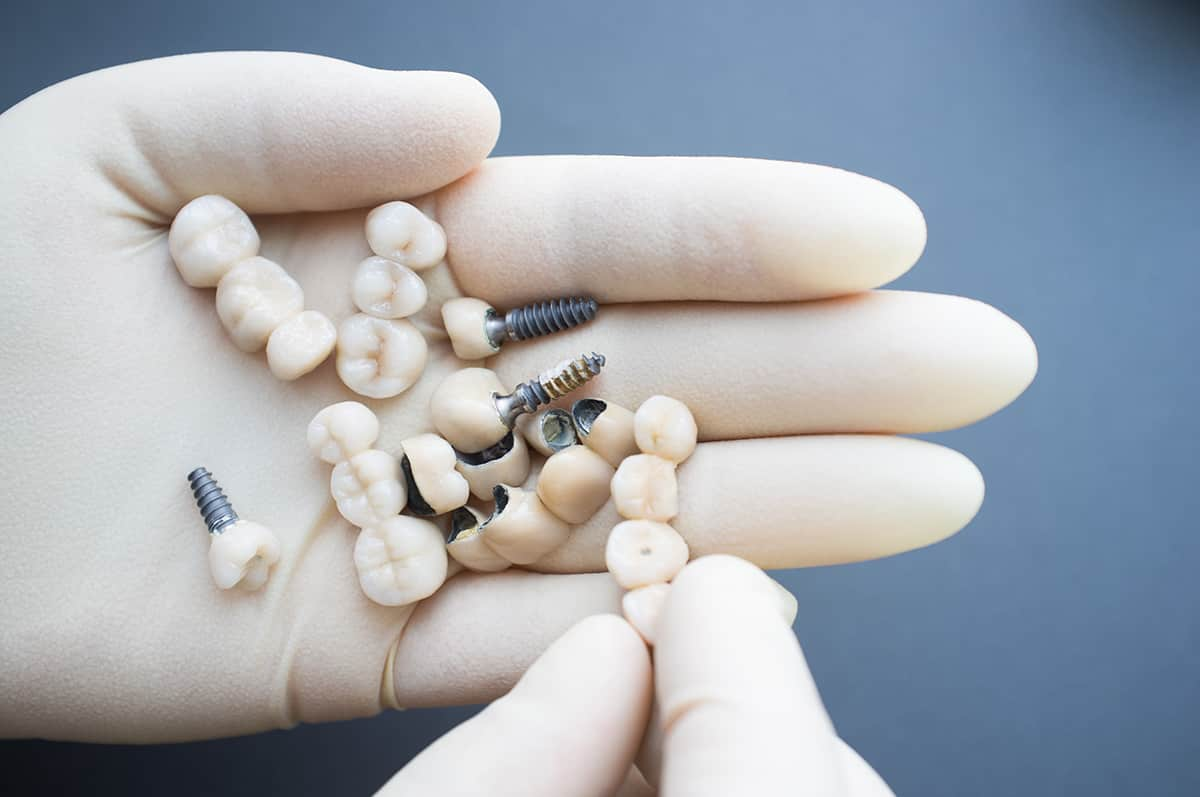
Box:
[483,309,508,349]
[493,385,543,429]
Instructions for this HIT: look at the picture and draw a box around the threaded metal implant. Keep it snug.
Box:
[539,353,606,398]
[493,352,606,428]
[484,297,599,348]
[188,467,239,535]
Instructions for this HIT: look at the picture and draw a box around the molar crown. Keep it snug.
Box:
[188,467,238,534]
[489,297,599,346]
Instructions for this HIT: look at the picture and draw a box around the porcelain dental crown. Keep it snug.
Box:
[605,395,700,645]
[442,296,599,361]
[187,467,281,592]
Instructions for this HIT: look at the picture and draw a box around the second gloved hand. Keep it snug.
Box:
[380,556,893,797]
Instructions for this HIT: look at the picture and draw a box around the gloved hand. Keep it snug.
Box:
[384,556,894,796]
[0,52,1035,742]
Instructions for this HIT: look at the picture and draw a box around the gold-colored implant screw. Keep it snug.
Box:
[494,352,606,428]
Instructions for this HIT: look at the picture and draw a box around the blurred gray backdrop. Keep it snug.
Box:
[2,1,1197,795]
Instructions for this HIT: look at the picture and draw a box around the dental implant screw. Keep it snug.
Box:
[493,352,607,428]
[484,297,599,349]
[188,467,239,535]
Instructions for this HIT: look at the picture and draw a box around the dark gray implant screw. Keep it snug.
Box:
[188,467,239,534]
[484,297,599,349]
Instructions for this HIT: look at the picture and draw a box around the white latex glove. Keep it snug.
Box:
[382,556,892,797]
[0,52,1036,742]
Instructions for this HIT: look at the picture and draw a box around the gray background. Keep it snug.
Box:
[2,1,1197,794]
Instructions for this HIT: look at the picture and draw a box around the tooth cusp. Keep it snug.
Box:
[352,256,428,319]
[169,195,260,288]
[610,453,679,522]
[208,519,281,591]
[634,395,698,464]
[307,402,380,465]
[215,257,305,352]
[364,201,447,270]
[353,516,447,606]
[605,519,689,590]
[330,449,406,528]
[336,314,428,398]
[266,310,337,380]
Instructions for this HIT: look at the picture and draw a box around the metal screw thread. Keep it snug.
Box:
[187,467,238,535]
[494,352,606,427]
[538,352,606,398]
[485,297,599,347]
